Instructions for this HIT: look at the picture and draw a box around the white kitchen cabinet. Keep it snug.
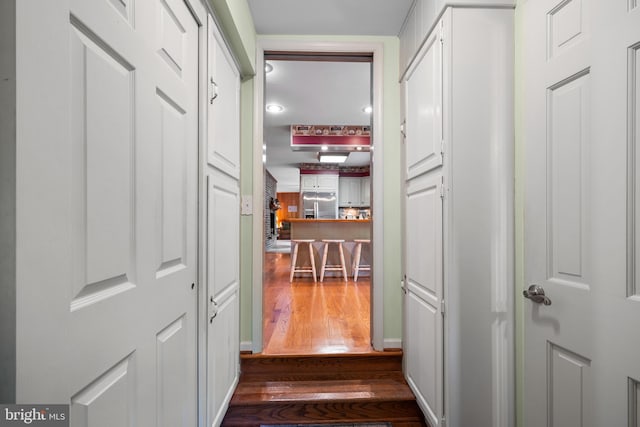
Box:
[300,174,338,192]
[401,7,514,427]
[339,177,371,207]
[339,177,360,207]
[360,177,370,207]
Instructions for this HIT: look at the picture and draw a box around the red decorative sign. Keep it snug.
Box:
[291,125,371,150]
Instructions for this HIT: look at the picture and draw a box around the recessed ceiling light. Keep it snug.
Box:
[362,105,373,114]
[266,104,284,113]
[265,62,273,73]
[321,145,329,151]
[356,146,363,151]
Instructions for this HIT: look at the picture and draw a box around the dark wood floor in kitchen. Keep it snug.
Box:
[263,251,372,355]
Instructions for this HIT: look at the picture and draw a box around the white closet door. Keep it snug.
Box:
[523,0,640,426]
[403,23,445,427]
[15,0,199,425]
[205,15,241,427]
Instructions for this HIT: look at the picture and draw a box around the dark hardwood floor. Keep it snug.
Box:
[222,352,428,426]
[262,250,372,355]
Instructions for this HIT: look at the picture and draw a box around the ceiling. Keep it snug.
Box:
[248,0,414,192]
[264,60,372,191]
[247,0,414,36]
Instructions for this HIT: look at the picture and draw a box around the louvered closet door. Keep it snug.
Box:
[403,22,444,427]
[522,0,640,425]
[15,0,199,425]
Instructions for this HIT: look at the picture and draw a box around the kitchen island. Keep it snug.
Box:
[287,219,371,278]
[288,218,371,241]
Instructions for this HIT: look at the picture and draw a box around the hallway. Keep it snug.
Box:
[262,251,372,355]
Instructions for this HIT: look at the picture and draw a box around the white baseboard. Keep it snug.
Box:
[240,341,253,353]
[384,338,402,350]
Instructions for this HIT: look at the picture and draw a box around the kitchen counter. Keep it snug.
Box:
[288,219,371,278]
[288,218,371,240]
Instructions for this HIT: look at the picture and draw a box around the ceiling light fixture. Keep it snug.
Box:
[265,62,273,73]
[362,105,373,114]
[265,104,284,113]
[321,145,329,151]
[318,152,349,163]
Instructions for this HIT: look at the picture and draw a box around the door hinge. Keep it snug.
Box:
[440,139,445,156]
[439,176,445,199]
[441,299,446,316]
[441,415,446,427]
[401,275,407,294]
[400,121,406,139]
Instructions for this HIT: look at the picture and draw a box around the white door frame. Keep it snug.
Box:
[252,39,386,353]
[196,2,209,425]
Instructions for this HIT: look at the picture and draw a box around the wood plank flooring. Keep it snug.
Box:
[263,251,372,355]
[231,251,430,426]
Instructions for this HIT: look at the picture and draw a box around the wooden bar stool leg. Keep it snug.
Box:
[308,242,317,282]
[353,241,362,282]
[352,239,370,282]
[338,242,347,281]
[320,242,329,282]
[289,241,299,282]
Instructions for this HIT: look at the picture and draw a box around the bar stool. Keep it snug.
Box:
[320,239,348,282]
[352,239,371,282]
[290,239,317,282]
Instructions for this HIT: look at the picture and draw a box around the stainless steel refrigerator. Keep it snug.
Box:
[301,191,338,219]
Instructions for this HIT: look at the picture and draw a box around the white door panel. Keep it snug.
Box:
[70,354,135,427]
[404,168,443,427]
[205,16,241,427]
[523,0,640,425]
[16,0,199,425]
[209,287,240,426]
[69,16,137,310]
[208,20,241,179]
[207,172,240,298]
[406,284,439,422]
[206,171,240,426]
[405,27,442,179]
[547,71,591,290]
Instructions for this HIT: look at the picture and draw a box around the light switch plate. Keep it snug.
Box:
[241,195,253,215]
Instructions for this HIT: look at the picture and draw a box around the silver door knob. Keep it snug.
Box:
[523,284,552,306]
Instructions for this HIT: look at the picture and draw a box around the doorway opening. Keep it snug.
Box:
[261,52,373,355]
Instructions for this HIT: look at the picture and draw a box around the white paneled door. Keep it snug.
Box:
[403,23,444,427]
[16,0,199,425]
[205,15,241,427]
[523,0,640,425]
